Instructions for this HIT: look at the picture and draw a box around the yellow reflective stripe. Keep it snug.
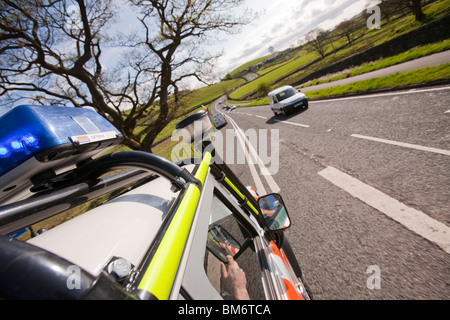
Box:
[224,177,259,216]
[246,200,259,215]
[224,176,244,199]
[195,152,211,184]
[137,152,211,299]
[138,184,200,299]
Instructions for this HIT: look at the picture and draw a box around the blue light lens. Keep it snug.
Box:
[0,105,122,178]
[0,146,10,158]
[22,134,39,148]
[10,140,24,152]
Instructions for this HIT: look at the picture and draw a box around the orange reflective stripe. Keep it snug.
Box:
[219,242,240,255]
[282,278,305,300]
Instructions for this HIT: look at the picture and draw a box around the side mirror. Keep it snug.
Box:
[206,225,241,263]
[258,193,291,231]
[210,113,227,129]
[175,110,213,143]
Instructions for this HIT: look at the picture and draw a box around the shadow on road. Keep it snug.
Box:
[265,107,309,125]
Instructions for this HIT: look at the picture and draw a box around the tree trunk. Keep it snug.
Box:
[138,51,174,152]
[409,0,426,22]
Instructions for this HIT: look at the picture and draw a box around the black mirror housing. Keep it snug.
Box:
[257,193,291,231]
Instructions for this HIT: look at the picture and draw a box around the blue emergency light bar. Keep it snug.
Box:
[0,105,122,177]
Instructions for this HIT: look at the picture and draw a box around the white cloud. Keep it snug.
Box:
[105,0,369,88]
[214,0,368,78]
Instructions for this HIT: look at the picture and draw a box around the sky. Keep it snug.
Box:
[213,0,370,79]
[0,0,376,114]
[107,0,371,88]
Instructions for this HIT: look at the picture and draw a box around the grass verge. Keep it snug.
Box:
[228,0,450,100]
[304,63,450,100]
[238,63,450,107]
[301,39,450,88]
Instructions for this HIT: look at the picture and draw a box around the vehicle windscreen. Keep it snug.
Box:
[275,88,296,102]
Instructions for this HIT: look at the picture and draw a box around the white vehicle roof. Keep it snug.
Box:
[268,85,294,95]
[27,171,185,276]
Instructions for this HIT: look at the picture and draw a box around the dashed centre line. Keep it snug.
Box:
[273,119,310,128]
[318,166,450,254]
[351,134,450,156]
[233,112,447,156]
[237,111,310,128]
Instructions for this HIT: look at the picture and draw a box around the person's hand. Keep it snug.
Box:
[261,209,276,217]
[220,255,250,300]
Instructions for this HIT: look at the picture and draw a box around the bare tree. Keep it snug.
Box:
[0,0,251,152]
[305,28,329,58]
[406,0,426,22]
[375,0,426,23]
[378,0,405,23]
[335,19,359,45]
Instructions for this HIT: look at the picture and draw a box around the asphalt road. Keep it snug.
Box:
[212,86,450,299]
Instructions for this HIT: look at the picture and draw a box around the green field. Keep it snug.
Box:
[153,78,245,142]
[150,0,450,157]
[227,0,450,101]
[301,39,450,88]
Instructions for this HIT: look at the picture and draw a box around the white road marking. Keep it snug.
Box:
[273,120,310,128]
[445,110,450,113]
[213,104,268,194]
[240,129,281,193]
[318,166,450,254]
[235,127,267,195]
[351,134,450,156]
[255,115,267,119]
[309,86,450,104]
[225,115,281,195]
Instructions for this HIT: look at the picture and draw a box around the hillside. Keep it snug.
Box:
[153,78,246,142]
[151,0,450,159]
[225,0,450,101]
